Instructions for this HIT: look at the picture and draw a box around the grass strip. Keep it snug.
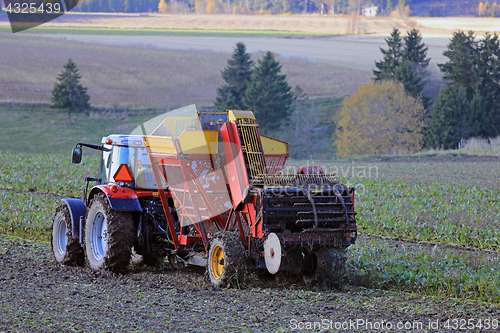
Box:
[0,25,335,38]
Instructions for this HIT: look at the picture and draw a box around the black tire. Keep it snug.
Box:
[51,204,84,266]
[315,247,346,289]
[84,194,135,273]
[207,232,246,288]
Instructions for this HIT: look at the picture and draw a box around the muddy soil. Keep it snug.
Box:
[0,237,497,333]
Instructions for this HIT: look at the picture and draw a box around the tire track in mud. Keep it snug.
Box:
[1,237,497,333]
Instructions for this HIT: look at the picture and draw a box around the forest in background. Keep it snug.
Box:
[71,0,500,16]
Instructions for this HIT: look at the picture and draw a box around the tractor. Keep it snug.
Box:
[51,105,357,287]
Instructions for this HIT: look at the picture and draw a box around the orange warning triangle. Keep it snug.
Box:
[113,164,134,183]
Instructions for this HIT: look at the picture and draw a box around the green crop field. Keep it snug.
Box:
[1,149,499,301]
[287,158,500,249]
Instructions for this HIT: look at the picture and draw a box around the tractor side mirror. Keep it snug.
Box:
[72,147,82,164]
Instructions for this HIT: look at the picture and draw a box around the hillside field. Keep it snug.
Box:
[2,14,499,108]
[2,12,500,34]
[0,31,371,106]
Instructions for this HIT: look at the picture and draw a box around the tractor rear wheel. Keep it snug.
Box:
[51,204,84,266]
[84,194,135,273]
[207,232,246,288]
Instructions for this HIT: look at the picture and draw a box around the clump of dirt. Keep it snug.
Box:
[0,237,497,332]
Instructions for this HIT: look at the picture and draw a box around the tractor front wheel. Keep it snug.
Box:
[51,204,84,266]
[84,194,135,273]
[207,232,246,288]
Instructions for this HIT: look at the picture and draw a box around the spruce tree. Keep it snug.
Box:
[373,28,404,81]
[374,28,431,109]
[424,85,478,149]
[438,31,477,99]
[424,88,453,149]
[436,31,500,138]
[395,61,430,108]
[214,42,254,112]
[475,33,500,135]
[242,51,295,134]
[403,29,430,74]
[51,59,91,124]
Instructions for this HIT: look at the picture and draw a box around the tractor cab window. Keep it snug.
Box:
[108,145,159,190]
[99,144,112,184]
[109,145,135,184]
[135,148,158,189]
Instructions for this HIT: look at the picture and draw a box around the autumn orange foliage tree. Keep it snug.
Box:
[479,2,486,16]
[158,0,168,12]
[335,81,425,158]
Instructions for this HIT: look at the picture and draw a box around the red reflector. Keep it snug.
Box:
[105,138,113,145]
[113,164,134,183]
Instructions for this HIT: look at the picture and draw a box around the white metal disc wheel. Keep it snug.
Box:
[51,204,84,266]
[90,212,108,261]
[54,217,67,256]
[264,233,282,274]
[85,194,135,272]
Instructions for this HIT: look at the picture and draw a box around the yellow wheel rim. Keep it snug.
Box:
[210,244,224,280]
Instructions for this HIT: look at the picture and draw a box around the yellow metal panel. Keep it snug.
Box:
[143,136,176,154]
[260,135,290,155]
[228,110,256,122]
[177,130,219,154]
[144,136,173,144]
[151,117,200,137]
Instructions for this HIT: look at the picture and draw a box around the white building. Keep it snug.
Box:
[362,4,378,17]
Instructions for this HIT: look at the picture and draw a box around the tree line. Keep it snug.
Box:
[77,0,159,13]
[72,0,496,16]
[336,28,500,157]
[427,31,500,149]
[73,0,415,15]
[75,0,350,14]
[53,29,499,158]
